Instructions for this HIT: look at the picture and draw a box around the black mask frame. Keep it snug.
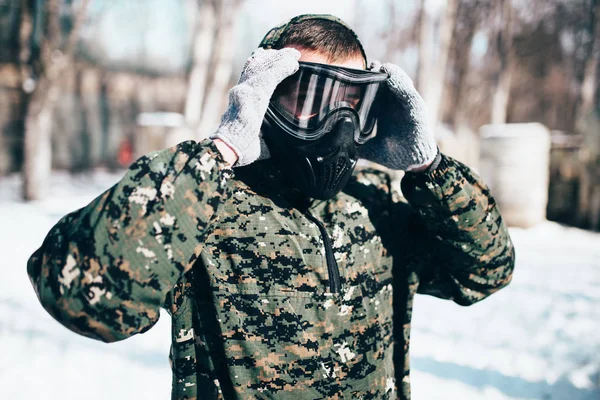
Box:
[266,61,388,145]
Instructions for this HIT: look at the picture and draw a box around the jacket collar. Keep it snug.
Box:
[234,159,325,212]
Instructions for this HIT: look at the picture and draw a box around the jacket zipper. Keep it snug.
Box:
[304,211,342,293]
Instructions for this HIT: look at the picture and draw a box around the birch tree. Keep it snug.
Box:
[197,0,243,138]
[577,0,599,121]
[184,0,243,140]
[490,0,516,124]
[184,0,217,133]
[416,0,459,131]
[444,0,493,167]
[416,0,432,94]
[427,0,458,130]
[21,0,90,200]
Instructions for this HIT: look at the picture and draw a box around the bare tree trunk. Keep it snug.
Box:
[21,0,90,200]
[23,80,54,200]
[576,0,599,228]
[578,0,599,118]
[451,29,477,130]
[425,0,458,130]
[184,0,217,136]
[491,62,514,124]
[78,67,104,167]
[416,0,431,94]
[197,0,240,138]
[580,58,598,116]
[490,0,515,124]
[383,0,399,62]
[448,2,480,167]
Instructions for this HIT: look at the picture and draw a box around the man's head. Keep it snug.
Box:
[258,15,386,200]
[259,15,367,70]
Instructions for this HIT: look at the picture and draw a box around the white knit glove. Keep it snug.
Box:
[358,61,438,171]
[211,48,301,167]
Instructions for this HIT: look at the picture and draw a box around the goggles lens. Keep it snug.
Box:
[268,61,388,141]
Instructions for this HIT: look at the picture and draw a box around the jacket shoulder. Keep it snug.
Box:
[351,167,393,192]
[343,166,396,212]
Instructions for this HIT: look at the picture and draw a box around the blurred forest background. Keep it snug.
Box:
[0,0,599,229]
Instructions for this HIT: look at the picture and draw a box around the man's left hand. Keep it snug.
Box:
[358,61,438,172]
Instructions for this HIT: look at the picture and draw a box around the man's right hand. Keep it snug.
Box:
[211,47,301,167]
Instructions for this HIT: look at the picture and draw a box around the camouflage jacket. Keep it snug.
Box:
[28,139,515,399]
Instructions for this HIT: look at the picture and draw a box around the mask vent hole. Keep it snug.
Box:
[324,158,349,191]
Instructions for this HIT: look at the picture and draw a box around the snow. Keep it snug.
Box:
[411,223,600,399]
[1,172,599,399]
[0,171,173,399]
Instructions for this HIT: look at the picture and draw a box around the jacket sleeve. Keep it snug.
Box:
[398,153,515,306]
[27,139,233,342]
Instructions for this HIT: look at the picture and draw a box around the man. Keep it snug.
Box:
[27,14,515,399]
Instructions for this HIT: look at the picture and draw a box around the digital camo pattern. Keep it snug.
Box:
[28,140,515,399]
[27,140,233,342]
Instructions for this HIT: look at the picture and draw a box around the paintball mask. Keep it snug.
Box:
[263,61,389,200]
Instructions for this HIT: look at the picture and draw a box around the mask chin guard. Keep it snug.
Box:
[265,115,359,200]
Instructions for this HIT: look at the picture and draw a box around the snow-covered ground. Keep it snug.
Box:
[1,172,598,400]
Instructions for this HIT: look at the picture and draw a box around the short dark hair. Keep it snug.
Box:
[274,19,366,67]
